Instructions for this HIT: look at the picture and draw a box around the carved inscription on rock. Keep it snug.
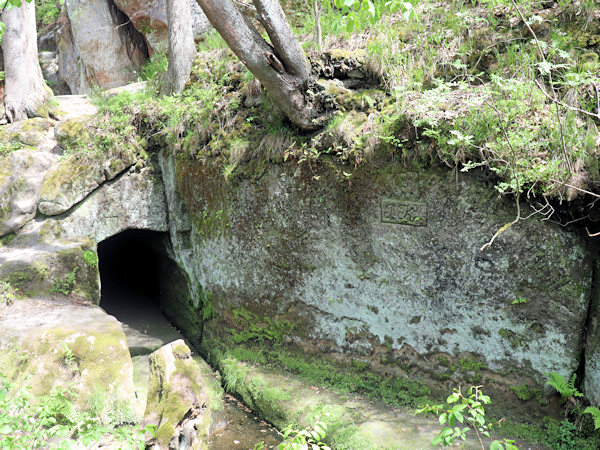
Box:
[381,199,427,226]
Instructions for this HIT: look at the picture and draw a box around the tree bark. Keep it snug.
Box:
[161,0,196,96]
[196,0,327,130]
[2,1,51,123]
[313,1,322,48]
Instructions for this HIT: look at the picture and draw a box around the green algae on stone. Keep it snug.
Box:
[0,117,54,149]
[0,298,135,413]
[38,154,105,216]
[144,340,214,449]
[203,346,443,449]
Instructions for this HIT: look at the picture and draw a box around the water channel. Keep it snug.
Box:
[98,229,282,449]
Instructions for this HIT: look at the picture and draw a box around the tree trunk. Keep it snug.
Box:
[196,0,327,130]
[2,1,51,123]
[313,1,322,48]
[161,0,196,96]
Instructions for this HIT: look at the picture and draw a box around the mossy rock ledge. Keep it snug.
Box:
[0,149,57,236]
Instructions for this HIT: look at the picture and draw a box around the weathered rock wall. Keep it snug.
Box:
[112,0,210,54]
[161,152,593,407]
[57,0,148,94]
[1,110,599,413]
[53,0,210,94]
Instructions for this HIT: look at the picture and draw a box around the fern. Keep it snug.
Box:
[545,372,583,400]
[584,406,600,430]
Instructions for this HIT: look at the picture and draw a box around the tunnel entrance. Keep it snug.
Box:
[98,229,188,355]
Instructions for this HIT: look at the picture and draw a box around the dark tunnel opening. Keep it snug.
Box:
[98,229,165,312]
[98,229,200,355]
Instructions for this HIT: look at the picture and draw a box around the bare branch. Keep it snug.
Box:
[535,79,600,122]
[586,227,600,237]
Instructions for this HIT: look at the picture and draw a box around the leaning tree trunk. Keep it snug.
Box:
[161,0,195,96]
[196,0,327,130]
[2,1,51,123]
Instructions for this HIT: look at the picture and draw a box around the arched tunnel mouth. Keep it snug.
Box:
[98,229,191,355]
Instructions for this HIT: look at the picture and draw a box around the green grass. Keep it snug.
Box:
[207,338,432,409]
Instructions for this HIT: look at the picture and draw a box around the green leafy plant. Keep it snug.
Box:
[50,267,78,295]
[583,406,600,430]
[546,372,586,421]
[0,281,17,306]
[255,417,331,450]
[416,385,518,449]
[0,373,150,449]
[546,372,583,401]
[322,0,417,34]
[62,343,78,372]
[35,0,63,29]
[83,250,98,269]
[139,52,168,93]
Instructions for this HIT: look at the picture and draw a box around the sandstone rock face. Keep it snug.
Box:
[0,117,57,152]
[165,157,592,403]
[38,154,107,216]
[0,297,135,412]
[113,0,210,54]
[55,10,77,95]
[144,340,211,449]
[52,164,169,243]
[37,148,139,217]
[39,51,59,92]
[58,0,148,94]
[0,149,57,236]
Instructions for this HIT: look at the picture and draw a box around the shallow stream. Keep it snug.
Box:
[100,285,282,449]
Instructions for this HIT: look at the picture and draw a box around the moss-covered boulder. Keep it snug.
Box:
[38,149,137,216]
[210,353,464,449]
[0,117,56,152]
[54,116,89,150]
[38,154,105,216]
[143,340,215,449]
[0,149,58,236]
[0,298,136,414]
[0,238,100,302]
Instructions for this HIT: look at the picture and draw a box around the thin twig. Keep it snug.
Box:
[479,97,523,251]
[535,79,600,122]
[586,227,600,237]
[549,178,600,199]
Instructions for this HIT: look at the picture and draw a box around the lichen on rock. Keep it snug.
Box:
[143,340,215,449]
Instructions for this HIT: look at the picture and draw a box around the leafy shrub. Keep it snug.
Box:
[0,373,150,449]
[546,372,583,401]
[416,385,518,449]
[255,417,331,450]
[50,267,78,296]
[35,0,64,31]
[83,250,98,269]
[0,281,17,306]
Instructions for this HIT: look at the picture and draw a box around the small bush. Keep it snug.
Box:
[0,281,17,306]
